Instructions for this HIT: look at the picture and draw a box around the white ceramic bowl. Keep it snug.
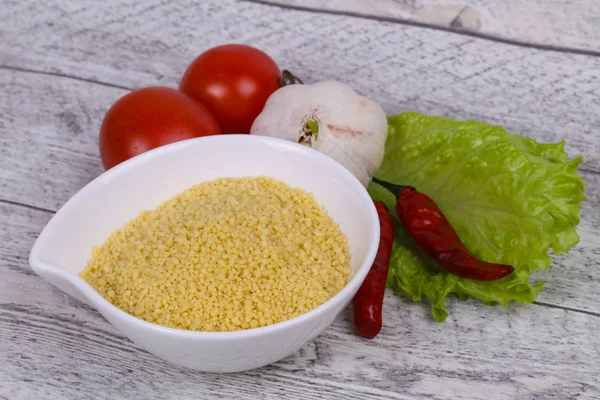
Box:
[29,134,380,373]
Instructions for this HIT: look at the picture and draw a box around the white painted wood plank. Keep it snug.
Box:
[252,0,600,53]
[1,67,599,313]
[1,0,599,398]
[1,203,599,400]
[1,0,598,171]
[1,67,600,400]
[3,65,598,313]
[1,0,599,313]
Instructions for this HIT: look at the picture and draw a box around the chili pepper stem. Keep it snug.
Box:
[371,177,414,197]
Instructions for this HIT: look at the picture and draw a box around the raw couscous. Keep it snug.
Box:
[80,176,350,332]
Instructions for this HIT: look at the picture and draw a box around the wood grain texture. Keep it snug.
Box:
[249,0,600,54]
[1,1,599,180]
[1,201,599,399]
[1,0,599,311]
[1,0,599,398]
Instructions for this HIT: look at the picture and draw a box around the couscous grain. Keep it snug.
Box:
[80,176,350,331]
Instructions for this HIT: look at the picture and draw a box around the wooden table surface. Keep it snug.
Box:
[1,0,599,399]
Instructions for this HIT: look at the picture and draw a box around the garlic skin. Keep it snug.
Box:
[250,81,388,188]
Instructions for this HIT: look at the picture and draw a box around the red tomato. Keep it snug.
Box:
[179,44,282,134]
[99,87,221,170]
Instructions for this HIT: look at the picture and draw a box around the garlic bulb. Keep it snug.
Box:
[250,81,388,188]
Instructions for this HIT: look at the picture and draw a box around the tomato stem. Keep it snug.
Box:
[281,70,304,86]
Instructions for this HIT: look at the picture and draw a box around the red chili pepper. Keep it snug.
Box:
[352,201,394,339]
[372,178,514,281]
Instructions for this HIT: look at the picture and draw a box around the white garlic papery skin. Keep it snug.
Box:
[250,80,388,188]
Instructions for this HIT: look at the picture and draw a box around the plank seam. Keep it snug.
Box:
[2,163,595,218]
[241,0,600,57]
[0,65,133,91]
[532,301,600,318]
[0,198,55,214]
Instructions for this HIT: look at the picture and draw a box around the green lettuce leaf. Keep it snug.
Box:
[371,112,586,321]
